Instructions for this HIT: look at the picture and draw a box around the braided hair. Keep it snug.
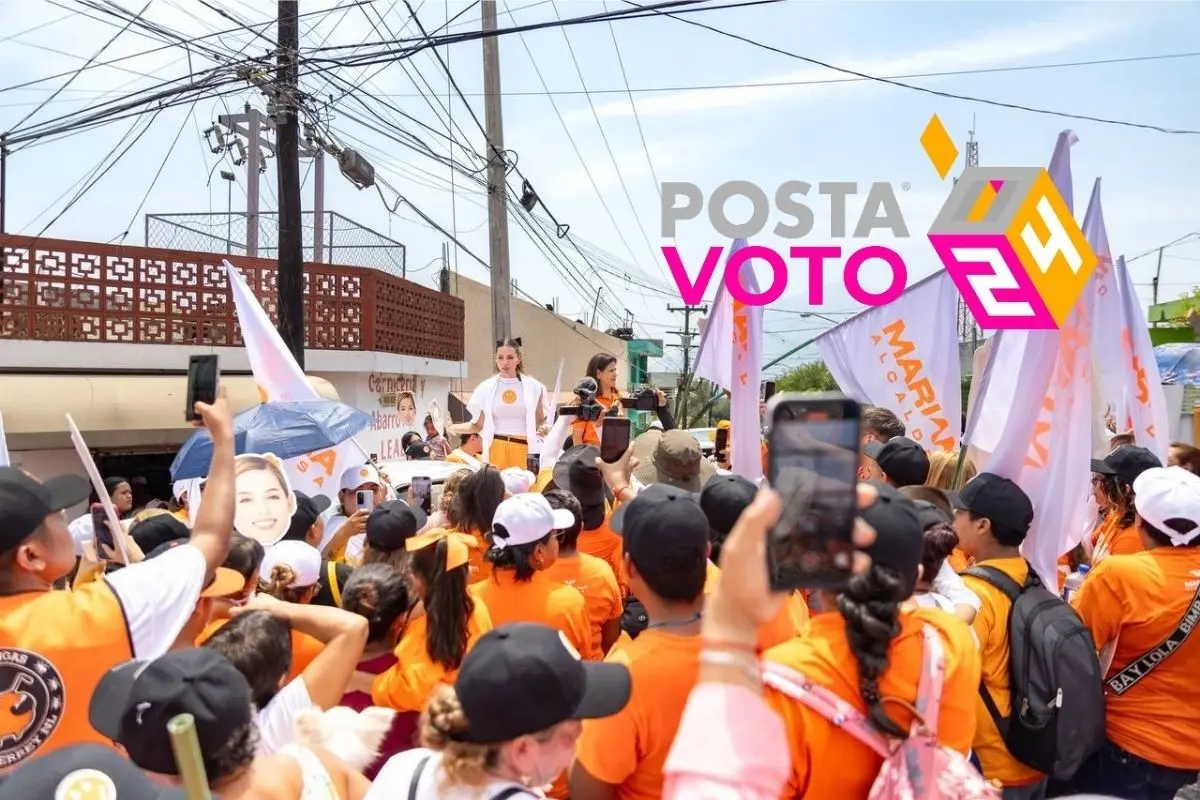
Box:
[837,564,909,738]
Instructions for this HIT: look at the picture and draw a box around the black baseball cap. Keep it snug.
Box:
[859,481,925,597]
[89,648,253,775]
[283,491,332,542]
[130,513,190,554]
[698,474,758,543]
[949,473,1034,536]
[862,437,930,487]
[912,499,951,531]
[0,467,90,553]
[1092,445,1162,485]
[0,744,192,800]
[406,441,433,460]
[366,500,427,552]
[453,622,631,744]
[553,445,607,524]
[610,483,709,569]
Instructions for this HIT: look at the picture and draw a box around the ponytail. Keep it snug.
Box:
[836,565,908,738]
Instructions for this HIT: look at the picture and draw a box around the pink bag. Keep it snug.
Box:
[762,624,999,800]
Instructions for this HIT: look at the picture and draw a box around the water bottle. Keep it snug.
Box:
[1062,564,1090,603]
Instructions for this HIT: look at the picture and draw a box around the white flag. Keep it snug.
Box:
[0,410,9,467]
[1114,255,1171,459]
[692,239,763,481]
[817,272,962,453]
[225,260,369,502]
[1080,178,1125,457]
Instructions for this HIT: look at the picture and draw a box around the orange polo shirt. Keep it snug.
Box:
[763,608,979,798]
[469,569,594,660]
[0,584,134,769]
[541,552,622,656]
[371,601,493,712]
[703,561,809,649]
[578,515,626,597]
[961,557,1044,787]
[573,629,702,800]
[1074,547,1200,769]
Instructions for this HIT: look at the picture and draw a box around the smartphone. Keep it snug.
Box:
[526,454,541,474]
[185,355,219,421]
[91,502,115,552]
[356,490,375,513]
[411,476,433,515]
[600,417,632,464]
[761,380,777,403]
[766,393,861,592]
[714,427,729,459]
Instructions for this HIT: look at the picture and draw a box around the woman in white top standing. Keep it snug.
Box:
[454,338,550,471]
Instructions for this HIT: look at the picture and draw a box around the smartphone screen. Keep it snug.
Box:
[91,503,115,551]
[600,417,632,464]
[526,454,541,475]
[714,427,729,458]
[185,355,219,421]
[411,477,433,515]
[356,490,375,513]
[766,393,861,592]
[762,380,777,403]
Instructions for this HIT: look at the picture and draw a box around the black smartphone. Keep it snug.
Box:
[599,417,632,464]
[185,355,219,421]
[526,454,541,474]
[91,502,115,552]
[766,393,862,592]
[411,476,433,515]
[762,380,777,403]
[714,427,729,459]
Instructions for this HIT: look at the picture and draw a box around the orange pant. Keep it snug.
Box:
[488,436,528,471]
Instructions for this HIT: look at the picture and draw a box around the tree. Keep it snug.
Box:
[776,361,839,392]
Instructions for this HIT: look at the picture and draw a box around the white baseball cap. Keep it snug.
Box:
[340,463,383,493]
[1133,466,1200,546]
[258,540,322,587]
[491,493,575,549]
[501,467,536,495]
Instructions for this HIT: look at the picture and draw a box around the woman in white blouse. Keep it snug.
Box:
[453,338,550,471]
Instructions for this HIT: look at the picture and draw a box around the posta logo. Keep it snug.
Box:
[921,114,1099,329]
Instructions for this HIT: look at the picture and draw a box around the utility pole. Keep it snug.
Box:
[481,0,512,345]
[1152,246,1164,306]
[0,138,7,235]
[667,303,708,423]
[274,0,305,368]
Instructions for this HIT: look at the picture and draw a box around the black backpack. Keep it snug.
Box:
[963,562,1105,779]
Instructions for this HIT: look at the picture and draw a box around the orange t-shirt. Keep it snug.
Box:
[1074,547,1200,769]
[571,391,621,446]
[578,516,626,596]
[573,630,701,800]
[763,608,979,798]
[469,570,594,659]
[371,601,493,712]
[947,548,971,573]
[703,561,809,649]
[961,557,1043,787]
[541,553,622,656]
[196,617,322,685]
[457,528,492,585]
[0,584,134,769]
[1092,511,1143,565]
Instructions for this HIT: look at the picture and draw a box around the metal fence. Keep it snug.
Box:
[144,211,407,278]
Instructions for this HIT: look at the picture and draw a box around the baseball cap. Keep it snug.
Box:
[1133,466,1200,546]
[283,491,332,542]
[862,436,930,487]
[142,539,244,598]
[130,513,190,554]
[89,649,253,775]
[258,539,322,587]
[552,446,608,527]
[491,493,575,549]
[340,463,383,493]
[609,483,709,569]
[453,622,631,744]
[1092,445,1162,485]
[366,500,427,552]
[632,429,715,493]
[501,467,537,495]
[0,743,191,800]
[949,473,1034,536]
[698,473,758,542]
[912,499,952,531]
[406,441,433,460]
[859,481,925,596]
[0,467,91,553]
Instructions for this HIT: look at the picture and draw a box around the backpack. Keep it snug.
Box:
[762,625,999,800]
[962,562,1105,779]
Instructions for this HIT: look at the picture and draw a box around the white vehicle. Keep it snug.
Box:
[376,458,473,511]
[688,428,717,456]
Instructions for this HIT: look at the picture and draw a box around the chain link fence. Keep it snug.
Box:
[144,212,407,278]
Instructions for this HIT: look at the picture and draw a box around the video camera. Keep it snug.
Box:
[557,377,616,422]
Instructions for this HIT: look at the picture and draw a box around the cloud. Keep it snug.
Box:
[568,10,1137,123]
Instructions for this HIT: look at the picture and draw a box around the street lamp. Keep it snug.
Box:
[799,311,843,326]
[219,170,235,254]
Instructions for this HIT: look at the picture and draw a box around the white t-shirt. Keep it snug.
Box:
[255,676,315,755]
[931,561,980,611]
[105,543,208,659]
[366,749,538,800]
[912,592,957,612]
[491,377,527,436]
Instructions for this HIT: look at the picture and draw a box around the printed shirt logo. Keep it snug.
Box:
[0,648,65,769]
[54,768,119,800]
[501,390,518,405]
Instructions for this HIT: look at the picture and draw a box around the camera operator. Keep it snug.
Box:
[568,354,627,446]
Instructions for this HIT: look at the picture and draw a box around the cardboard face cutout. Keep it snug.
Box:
[233,453,298,546]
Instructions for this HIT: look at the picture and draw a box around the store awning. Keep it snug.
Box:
[0,374,340,436]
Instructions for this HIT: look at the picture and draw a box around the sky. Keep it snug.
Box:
[2,0,1199,378]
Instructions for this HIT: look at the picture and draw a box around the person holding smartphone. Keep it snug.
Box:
[321,464,388,563]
